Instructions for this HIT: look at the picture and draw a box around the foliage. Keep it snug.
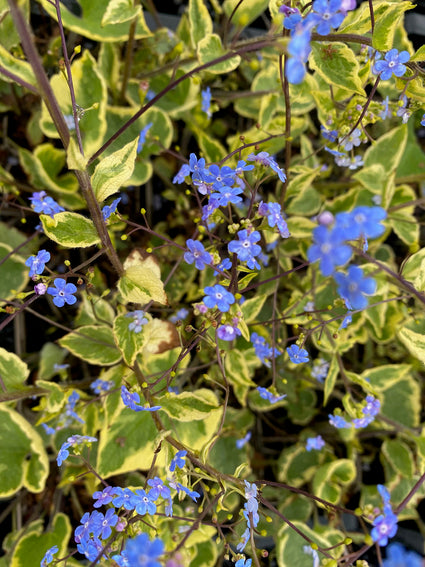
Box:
[1,0,425,566]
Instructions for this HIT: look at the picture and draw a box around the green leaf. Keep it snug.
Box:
[240,294,267,323]
[382,439,414,478]
[353,163,388,193]
[41,212,100,248]
[113,314,147,366]
[92,137,138,202]
[0,347,29,392]
[197,33,241,74]
[398,323,425,365]
[102,0,141,26]
[0,405,49,497]
[411,44,425,62]
[189,0,213,47]
[38,0,151,41]
[38,342,68,381]
[224,350,256,407]
[323,356,339,405]
[97,405,159,478]
[0,43,36,88]
[286,168,322,215]
[10,514,71,567]
[277,445,324,487]
[58,325,121,366]
[310,42,365,96]
[223,0,269,28]
[39,50,107,157]
[36,380,67,414]
[364,364,420,428]
[19,144,79,199]
[363,124,408,173]
[277,522,344,567]
[372,2,415,51]
[159,390,219,421]
[313,459,356,504]
[401,248,425,291]
[0,243,28,300]
[192,127,227,163]
[118,250,168,305]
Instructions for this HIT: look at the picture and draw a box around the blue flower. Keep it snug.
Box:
[170,449,187,472]
[77,536,104,561]
[93,485,115,508]
[372,510,398,546]
[373,49,410,80]
[121,385,161,412]
[287,344,309,364]
[333,265,376,310]
[257,387,286,404]
[112,487,135,510]
[235,557,252,567]
[247,151,286,182]
[203,284,235,312]
[173,163,191,184]
[213,257,232,276]
[307,225,352,276]
[260,202,290,238]
[236,432,251,449]
[90,378,113,394]
[306,435,325,451]
[25,249,50,278]
[339,128,362,151]
[217,324,242,341]
[421,114,425,127]
[329,413,351,429]
[184,239,213,270]
[137,122,153,153]
[102,197,121,221]
[75,511,103,543]
[310,0,346,35]
[30,191,64,217]
[321,126,338,142]
[47,278,77,307]
[201,86,212,117]
[174,482,201,501]
[211,185,243,207]
[124,533,164,567]
[251,332,280,367]
[40,545,59,566]
[132,489,157,516]
[98,508,118,539]
[125,310,148,333]
[335,206,386,240]
[147,477,171,501]
[311,358,329,382]
[57,441,71,466]
[383,542,423,567]
[228,229,262,270]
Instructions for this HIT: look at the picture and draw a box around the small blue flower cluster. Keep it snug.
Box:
[251,332,280,368]
[237,481,260,552]
[178,153,291,341]
[280,0,355,84]
[125,309,148,333]
[329,394,380,430]
[372,485,398,547]
[121,385,161,412]
[308,206,386,310]
[57,434,98,467]
[58,448,199,564]
[30,191,64,217]
[383,542,423,567]
[311,358,330,383]
[257,386,286,404]
[42,390,84,435]
[306,435,325,451]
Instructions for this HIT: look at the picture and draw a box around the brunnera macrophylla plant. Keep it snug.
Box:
[1,0,425,565]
